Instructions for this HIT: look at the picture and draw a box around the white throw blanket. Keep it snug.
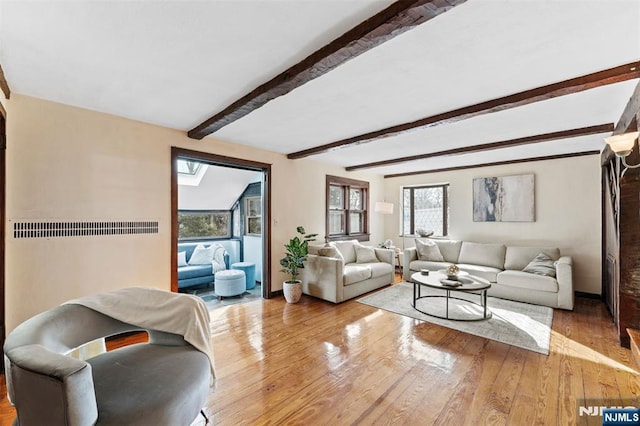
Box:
[212,244,227,273]
[66,287,215,382]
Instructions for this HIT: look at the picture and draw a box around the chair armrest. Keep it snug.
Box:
[403,248,418,281]
[374,248,394,265]
[7,344,98,425]
[555,256,574,310]
[224,252,230,270]
[302,254,344,303]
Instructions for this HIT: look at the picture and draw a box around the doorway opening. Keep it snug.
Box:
[170,148,271,307]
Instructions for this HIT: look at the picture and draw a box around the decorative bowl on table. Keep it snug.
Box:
[446,264,460,280]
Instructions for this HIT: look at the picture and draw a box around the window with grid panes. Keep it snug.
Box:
[326,175,369,242]
[178,210,231,240]
[402,184,449,237]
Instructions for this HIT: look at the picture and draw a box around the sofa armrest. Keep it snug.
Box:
[555,256,574,310]
[374,248,394,265]
[224,252,230,270]
[403,248,418,281]
[301,254,344,303]
[7,344,98,425]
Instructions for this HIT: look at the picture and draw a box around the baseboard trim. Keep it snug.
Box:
[269,290,283,299]
[575,291,602,300]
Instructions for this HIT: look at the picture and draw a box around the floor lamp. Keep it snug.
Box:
[374,201,394,243]
[375,201,399,269]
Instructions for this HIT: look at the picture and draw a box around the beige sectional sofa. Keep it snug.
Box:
[302,240,395,303]
[403,239,574,310]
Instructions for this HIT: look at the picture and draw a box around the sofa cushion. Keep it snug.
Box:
[409,260,453,273]
[89,344,210,426]
[343,264,372,286]
[332,240,359,264]
[363,262,394,278]
[497,270,558,293]
[522,253,556,277]
[415,239,444,262]
[177,265,213,280]
[355,246,378,263]
[178,252,187,267]
[504,246,560,270]
[458,242,506,269]
[432,240,462,263]
[456,264,502,283]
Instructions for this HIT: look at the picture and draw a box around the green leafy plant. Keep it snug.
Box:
[280,226,318,283]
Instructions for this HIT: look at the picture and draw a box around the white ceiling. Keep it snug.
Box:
[1,0,639,176]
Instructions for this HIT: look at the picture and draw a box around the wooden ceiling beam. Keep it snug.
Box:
[347,123,613,171]
[187,0,466,140]
[384,151,600,179]
[289,61,640,159]
[0,64,10,100]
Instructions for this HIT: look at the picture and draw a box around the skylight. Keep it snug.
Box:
[177,159,208,186]
[177,160,201,175]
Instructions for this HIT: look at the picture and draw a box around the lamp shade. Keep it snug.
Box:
[605,131,640,156]
[374,201,394,215]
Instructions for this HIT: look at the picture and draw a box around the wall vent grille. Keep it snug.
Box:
[13,221,159,239]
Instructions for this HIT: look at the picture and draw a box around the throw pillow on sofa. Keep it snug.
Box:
[188,244,215,265]
[331,240,359,264]
[355,246,378,263]
[415,239,444,262]
[178,251,188,267]
[318,246,344,261]
[522,253,556,277]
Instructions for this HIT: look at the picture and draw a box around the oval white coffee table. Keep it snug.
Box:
[411,271,492,321]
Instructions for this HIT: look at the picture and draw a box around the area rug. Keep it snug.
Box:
[358,282,553,355]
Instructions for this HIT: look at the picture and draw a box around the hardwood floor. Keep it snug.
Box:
[1,278,639,425]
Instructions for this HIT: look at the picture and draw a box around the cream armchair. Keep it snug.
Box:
[302,240,394,303]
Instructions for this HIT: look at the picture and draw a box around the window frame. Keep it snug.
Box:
[177,209,232,241]
[326,175,370,242]
[401,184,449,237]
[245,196,262,236]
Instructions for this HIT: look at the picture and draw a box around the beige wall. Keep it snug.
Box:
[384,155,602,294]
[3,93,604,330]
[5,94,385,332]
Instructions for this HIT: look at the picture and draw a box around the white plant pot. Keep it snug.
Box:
[283,280,302,303]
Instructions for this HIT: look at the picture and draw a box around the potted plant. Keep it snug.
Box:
[280,226,317,303]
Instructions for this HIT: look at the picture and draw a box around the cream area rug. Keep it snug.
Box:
[358,282,553,355]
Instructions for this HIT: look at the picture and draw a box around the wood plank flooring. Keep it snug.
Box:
[1,278,639,425]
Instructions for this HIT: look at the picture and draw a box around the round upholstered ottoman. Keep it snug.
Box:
[231,262,256,290]
[214,269,246,299]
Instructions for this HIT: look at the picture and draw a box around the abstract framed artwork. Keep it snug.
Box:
[473,174,535,222]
